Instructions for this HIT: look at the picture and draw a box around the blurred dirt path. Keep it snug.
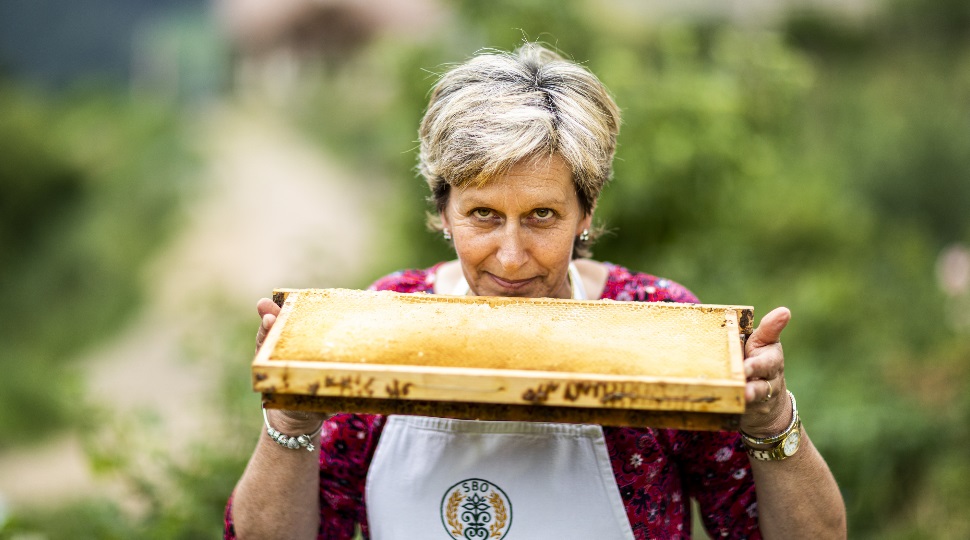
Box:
[0,104,380,508]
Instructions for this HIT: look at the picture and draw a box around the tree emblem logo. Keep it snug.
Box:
[440,478,512,539]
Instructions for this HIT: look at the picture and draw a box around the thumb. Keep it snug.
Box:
[256,298,281,352]
[257,297,281,318]
[747,307,791,349]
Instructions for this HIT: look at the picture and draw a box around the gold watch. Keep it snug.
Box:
[741,390,802,461]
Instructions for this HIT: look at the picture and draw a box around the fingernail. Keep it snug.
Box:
[744,364,753,377]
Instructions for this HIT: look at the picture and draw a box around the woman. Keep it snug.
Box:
[226,44,846,539]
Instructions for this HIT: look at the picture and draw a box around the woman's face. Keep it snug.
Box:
[441,154,592,299]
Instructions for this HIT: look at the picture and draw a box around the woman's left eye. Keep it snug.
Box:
[532,208,554,219]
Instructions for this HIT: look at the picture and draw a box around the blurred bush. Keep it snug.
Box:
[0,81,192,444]
[2,312,255,539]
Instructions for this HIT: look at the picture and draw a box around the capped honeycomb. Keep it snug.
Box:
[269,288,744,381]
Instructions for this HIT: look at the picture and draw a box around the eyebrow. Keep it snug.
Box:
[456,192,571,209]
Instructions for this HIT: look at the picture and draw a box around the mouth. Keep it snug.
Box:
[486,273,536,291]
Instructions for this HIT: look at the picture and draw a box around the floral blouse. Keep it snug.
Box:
[225,263,760,539]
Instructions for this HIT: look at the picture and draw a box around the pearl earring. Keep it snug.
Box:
[579,229,590,242]
[443,229,452,241]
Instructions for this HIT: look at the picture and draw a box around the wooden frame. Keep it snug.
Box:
[253,289,753,431]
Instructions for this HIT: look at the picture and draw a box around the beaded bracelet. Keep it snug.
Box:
[262,406,323,452]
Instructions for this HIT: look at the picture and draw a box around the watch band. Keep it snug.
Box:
[745,418,802,461]
[741,390,802,461]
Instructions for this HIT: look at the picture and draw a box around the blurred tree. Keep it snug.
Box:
[0,86,85,278]
[0,83,191,444]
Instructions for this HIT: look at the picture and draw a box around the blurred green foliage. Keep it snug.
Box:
[3,0,970,538]
[0,82,192,443]
[2,314,256,539]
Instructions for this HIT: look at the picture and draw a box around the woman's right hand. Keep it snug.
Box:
[255,298,328,427]
[232,298,326,538]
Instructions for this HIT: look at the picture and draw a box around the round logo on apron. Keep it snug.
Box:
[440,478,512,540]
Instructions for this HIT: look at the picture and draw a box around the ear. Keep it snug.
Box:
[577,211,593,236]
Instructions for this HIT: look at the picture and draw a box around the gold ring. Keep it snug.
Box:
[763,379,773,402]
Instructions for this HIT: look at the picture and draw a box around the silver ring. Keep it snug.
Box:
[762,379,773,402]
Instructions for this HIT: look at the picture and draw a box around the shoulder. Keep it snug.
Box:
[367,264,443,293]
[599,262,699,303]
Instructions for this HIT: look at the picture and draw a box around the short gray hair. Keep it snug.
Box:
[419,43,621,256]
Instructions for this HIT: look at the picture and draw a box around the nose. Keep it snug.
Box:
[495,224,529,272]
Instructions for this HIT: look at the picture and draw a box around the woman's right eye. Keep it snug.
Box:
[472,208,494,219]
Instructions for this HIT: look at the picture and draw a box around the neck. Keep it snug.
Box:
[554,270,574,299]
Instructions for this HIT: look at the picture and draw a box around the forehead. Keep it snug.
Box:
[453,155,577,207]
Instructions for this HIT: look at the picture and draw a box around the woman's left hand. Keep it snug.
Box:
[739,307,848,537]
[740,306,793,437]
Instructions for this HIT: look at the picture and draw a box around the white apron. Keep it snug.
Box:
[365,415,635,540]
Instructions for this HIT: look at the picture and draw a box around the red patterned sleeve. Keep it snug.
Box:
[223,494,236,539]
[660,429,761,538]
[367,266,437,294]
[601,264,700,304]
[318,414,387,539]
[603,263,759,538]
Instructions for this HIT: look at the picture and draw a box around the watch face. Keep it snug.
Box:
[783,430,801,456]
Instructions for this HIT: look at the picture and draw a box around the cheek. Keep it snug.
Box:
[453,230,495,262]
[527,235,577,273]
